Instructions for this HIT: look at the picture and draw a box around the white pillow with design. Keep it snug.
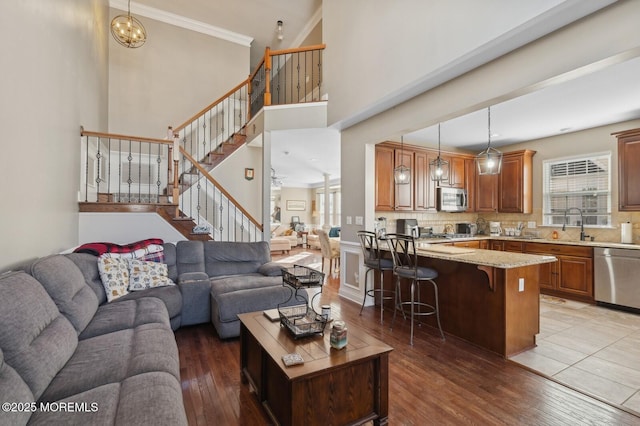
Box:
[97,255,130,302]
[127,258,175,291]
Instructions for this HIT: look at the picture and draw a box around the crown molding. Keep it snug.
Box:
[109,0,253,47]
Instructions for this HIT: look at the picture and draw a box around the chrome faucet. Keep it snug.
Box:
[562,207,590,241]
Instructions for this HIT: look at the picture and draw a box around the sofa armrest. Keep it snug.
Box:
[178,272,211,326]
[258,262,285,277]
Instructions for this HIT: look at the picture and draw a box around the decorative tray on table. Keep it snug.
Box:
[278,305,328,338]
[282,265,325,289]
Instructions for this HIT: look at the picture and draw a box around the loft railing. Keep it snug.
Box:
[79,129,174,205]
[172,44,325,165]
[79,128,262,242]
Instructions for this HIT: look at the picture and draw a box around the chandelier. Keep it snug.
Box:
[111,0,147,48]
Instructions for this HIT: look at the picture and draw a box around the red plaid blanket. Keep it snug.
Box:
[74,238,164,257]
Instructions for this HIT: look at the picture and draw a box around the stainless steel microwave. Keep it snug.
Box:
[437,187,468,212]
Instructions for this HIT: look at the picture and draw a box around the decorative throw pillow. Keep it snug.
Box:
[284,229,293,236]
[97,256,130,302]
[127,259,175,291]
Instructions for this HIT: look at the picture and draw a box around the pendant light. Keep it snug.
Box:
[476,106,502,175]
[429,123,450,182]
[111,0,147,48]
[394,136,411,185]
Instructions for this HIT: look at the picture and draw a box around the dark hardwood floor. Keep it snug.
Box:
[176,247,640,425]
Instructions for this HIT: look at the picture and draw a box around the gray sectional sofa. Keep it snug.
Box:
[0,239,300,425]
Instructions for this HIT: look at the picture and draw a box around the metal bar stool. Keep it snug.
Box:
[357,231,395,323]
[386,233,445,345]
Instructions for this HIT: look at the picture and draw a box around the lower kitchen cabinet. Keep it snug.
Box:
[524,242,594,303]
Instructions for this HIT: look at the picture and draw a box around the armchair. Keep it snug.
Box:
[317,229,340,276]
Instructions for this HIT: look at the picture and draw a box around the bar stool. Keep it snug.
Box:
[357,231,395,323]
[386,233,444,345]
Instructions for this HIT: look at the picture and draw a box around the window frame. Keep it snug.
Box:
[542,152,612,229]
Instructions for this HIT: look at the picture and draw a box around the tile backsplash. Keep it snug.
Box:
[377,209,640,244]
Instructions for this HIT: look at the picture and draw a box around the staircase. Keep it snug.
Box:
[79,44,326,243]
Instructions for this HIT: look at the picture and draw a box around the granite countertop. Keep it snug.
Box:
[415,243,557,269]
[418,235,640,250]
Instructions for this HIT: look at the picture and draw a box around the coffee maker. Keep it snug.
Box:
[489,221,502,236]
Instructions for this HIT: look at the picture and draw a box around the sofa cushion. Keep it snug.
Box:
[97,256,130,302]
[258,261,286,277]
[39,323,179,403]
[0,271,78,400]
[203,241,270,277]
[26,255,99,335]
[115,285,182,321]
[175,241,206,274]
[66,253,108,305]
[28,372,187,426]
[127,259,175,291]
[79,297,171,340]
[213,285,299,324]
[163,242,178,282]
[210,274,283,297]
[0,347,35,426]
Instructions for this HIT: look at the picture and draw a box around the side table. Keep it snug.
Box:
[297,231,309,248]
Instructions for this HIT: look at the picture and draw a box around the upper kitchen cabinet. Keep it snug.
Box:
[614,128,640,211]
[374,143,414,211]
[464,158,477,212]
[440,155,465,188]
[475,172,499,212]
[374,144,395,211]
[499,150,536,213]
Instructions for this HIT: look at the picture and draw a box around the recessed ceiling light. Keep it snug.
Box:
[491,132,500,138]
[309,158,318,162]
[559,127,571,132]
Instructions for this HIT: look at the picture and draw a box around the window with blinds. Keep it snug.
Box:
[542,153,611,227]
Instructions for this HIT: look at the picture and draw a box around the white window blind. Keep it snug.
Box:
[542,153,611,227]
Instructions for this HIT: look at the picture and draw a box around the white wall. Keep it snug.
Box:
[108,10,250,137]
[79,213,185,245]
[322,0,608,128]
[0,0,110,271]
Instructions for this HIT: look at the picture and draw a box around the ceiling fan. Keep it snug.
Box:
[270,168,286,187]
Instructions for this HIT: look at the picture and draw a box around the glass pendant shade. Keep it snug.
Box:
[476,106,502,175]
[394,136,411,184]
[394,165,411,184]
[430,123,449,182]
[430,156,450,181]
[476,146,503,175]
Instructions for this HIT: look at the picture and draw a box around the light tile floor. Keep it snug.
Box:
[511,295,640,415]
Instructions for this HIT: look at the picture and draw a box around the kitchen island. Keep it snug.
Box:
[382,244,556,357]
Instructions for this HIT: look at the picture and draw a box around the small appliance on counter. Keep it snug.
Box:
[489,221,502,236]
[396,218,419,238]
[456,223,477,236]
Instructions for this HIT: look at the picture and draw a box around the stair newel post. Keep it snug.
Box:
[172,133,181,219]
[264,47,271,107]
[246,75,252,122]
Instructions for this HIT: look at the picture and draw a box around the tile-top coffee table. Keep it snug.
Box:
[239,312,393,426]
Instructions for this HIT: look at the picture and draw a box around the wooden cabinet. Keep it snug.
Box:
[375,142,472,212]
[439,155,465,188]
[475,173,499,212]
[375,145,395,211]
[614,128,640,211]
[478,240,489,249]
[499,150,535,214]
[464,159,476,212]
[473,150,535,213]
[453,240,481,249]
[503,241,524,253]
[490,240,504,251]
[524,242,593,302]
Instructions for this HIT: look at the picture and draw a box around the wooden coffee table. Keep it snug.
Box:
[239,311,393,425]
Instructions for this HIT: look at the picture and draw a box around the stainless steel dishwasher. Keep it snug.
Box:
[594,247,640,310]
